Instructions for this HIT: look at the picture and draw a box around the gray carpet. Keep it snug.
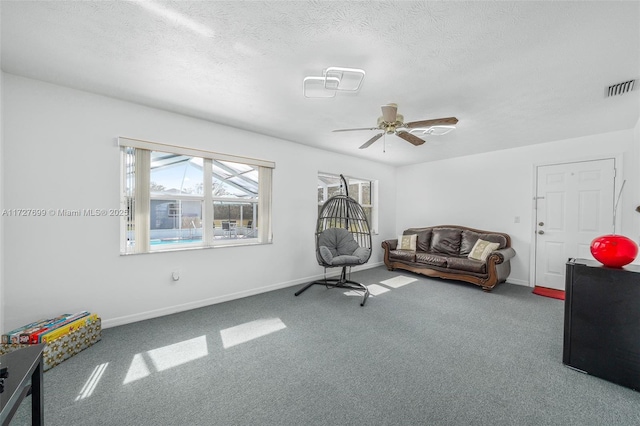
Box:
[11,267,640,425]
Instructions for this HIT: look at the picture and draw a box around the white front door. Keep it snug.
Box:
[534,159,616,290]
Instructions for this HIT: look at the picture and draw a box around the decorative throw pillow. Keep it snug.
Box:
[468,239,500,261]
[398,234,417,251]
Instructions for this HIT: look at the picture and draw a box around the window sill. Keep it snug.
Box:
[120,240,271,255]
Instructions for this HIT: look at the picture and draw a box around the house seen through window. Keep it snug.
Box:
[120,138,273,254]
[317,172,378,234]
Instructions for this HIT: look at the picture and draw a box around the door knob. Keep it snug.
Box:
[538,222,544,226]
[538,230,545,235]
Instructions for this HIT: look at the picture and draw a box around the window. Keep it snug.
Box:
[119,137,274,254]
[317,172,378,234]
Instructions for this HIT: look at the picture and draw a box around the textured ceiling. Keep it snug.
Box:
[2,1,639,166]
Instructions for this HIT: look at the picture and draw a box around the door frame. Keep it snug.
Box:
[529,154,623,288]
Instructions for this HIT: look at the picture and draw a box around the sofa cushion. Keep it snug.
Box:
[389,250,416,263]
[460,230,507,255]
[415,252,448,267]
[430,228,462,255]
[404,228,432,252]
[460,231,481,256]
[447,256,487,273]
[397,234,417,251]
[468,239,500,261]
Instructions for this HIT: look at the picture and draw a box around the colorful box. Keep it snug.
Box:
[28,311,91,344]
[0,317,102,371]
[39,313,98,344]
[2,314,74,344]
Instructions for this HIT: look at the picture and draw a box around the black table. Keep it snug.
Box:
[0,344,45,426]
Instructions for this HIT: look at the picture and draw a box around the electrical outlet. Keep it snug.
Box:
[514,216,520,223]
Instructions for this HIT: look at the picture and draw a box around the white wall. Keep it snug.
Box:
[634,117,640,241]
[2,74,397,331]
[396,128,639,286]
[0,12,4,335]
[3,72,638,332]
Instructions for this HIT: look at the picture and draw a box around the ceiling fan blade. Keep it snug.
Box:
[333,127,379,132]
[381,104,398,123]
[396,131,426,146]
[359,133,384,149]
[405,117,459,128]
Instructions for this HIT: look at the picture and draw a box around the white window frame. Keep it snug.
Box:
[317,172,378,234]
[119,137,274,254]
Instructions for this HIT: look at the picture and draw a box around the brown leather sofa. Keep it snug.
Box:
[382,225,516,291]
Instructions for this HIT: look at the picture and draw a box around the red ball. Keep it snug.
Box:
[590,234,639,268]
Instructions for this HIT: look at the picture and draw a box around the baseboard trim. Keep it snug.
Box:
[507,278,529,287]
[102,261,385,329]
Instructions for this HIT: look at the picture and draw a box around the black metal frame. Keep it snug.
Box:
[0,344,45,426]
[295,266,370,306]
[295,174,372,306]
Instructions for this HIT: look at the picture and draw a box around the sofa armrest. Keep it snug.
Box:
[382,239,398,251]
[488,247,516,264]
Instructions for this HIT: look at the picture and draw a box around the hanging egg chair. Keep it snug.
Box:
[295,175,372,306]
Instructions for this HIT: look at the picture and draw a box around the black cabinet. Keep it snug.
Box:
[564,258,640,391]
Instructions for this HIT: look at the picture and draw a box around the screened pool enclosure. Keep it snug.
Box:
[124,149,261,250]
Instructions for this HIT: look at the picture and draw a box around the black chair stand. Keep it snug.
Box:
[295,266,370,306]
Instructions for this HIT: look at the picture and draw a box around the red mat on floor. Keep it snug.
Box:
[533,286,565,300]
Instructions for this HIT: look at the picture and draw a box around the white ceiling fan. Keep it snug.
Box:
[333,103,458,149]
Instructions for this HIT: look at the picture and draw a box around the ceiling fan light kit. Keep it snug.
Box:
[303,66,365,98]
[333,103,458,150]
[409,125,456,136]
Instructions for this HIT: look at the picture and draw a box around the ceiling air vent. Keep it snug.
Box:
[606,79,635,97]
